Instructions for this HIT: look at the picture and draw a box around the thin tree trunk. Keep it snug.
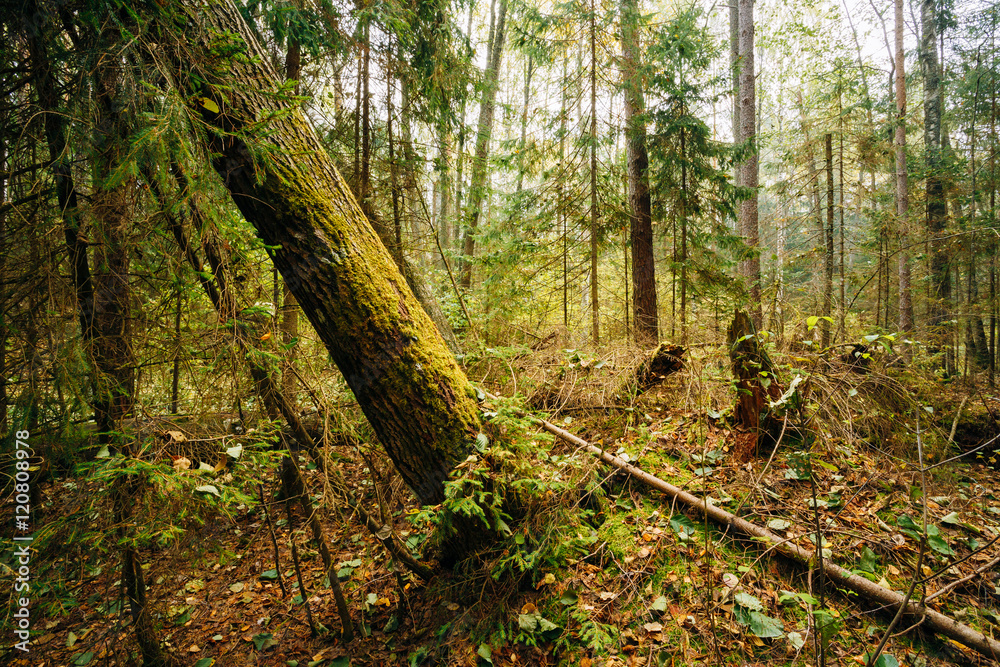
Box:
[454,5,475,252]
[991,69,998,386]
[516,55,533,195]
[621,0,657,343]
[282,29,302,400]
[460,0,508,289]
[823,133,834,347]
[360,17,372,220]
[838,98,846,342]
[730,0,740,143]
[737,0,761,328]
[0,139,6,434]
[589,0,600,345]
[93,26,167,665]
[800,98,824,321]
[560,59,569,335]
[387,49,402,264]
[680,127,688,343]
[437,126,451,253]
[171,288,181,414]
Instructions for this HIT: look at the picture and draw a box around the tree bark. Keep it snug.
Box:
[589,0,600,345]
[282,31,302,401]
[93,22,168,665]
[895,0,914,338]
[516,55,533,195]
[823,133,834,347]
[730,0,740,142]
[621,0,657,344]
[737,0,761,329]
[922,0,949,336]
[162,0,481,506]
[460,0,508,289]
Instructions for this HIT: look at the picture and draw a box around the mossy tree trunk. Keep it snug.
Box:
[158,0,481,506]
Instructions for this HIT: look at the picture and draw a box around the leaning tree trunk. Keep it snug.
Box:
[157,0,481,506]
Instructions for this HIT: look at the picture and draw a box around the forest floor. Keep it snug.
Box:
[10,339,1000,667]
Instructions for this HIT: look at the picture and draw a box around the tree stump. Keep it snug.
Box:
[637,343,685,390]
[727,310,783,462]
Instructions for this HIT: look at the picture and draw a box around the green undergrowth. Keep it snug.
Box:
[413,351,1000,666]
[7,421,286,625]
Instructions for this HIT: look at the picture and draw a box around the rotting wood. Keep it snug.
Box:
[727,310,783,461]
[526,407,1000,661]
[638,343,685,390]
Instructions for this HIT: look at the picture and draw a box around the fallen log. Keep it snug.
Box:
[534,412,1000,661]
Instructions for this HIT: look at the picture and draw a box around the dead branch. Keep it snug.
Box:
[533,412,1000,662]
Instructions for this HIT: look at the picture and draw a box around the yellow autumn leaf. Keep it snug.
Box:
[197,96,220,114]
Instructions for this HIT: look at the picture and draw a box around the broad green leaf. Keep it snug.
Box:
[477,644,493,663]
[670,514,697,538]
[941,511,961,526]
[71,653,94,666]
[858,546,879,573]
[767,518,791,531]
[260,569,278,580]
[734,607,784,637]
[734,592,763,611]
[650,595,668,612]
[195,484,221,497]
[251,632,276,651]
[518,614,538,632]
[927,534,955,555]
[194,659,215,667]
[538,617,560,633]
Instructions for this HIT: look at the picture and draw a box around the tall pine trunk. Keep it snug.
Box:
[589,0,600,345]
[621,0,657,343]
[922,0,950,355]
[895,0,913,336]
[823,133,833,347]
